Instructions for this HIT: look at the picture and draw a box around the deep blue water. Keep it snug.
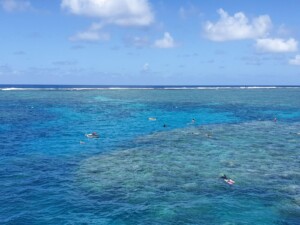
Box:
[1,87,300,224]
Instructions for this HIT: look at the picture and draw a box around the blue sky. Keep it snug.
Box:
[1,0,300,85]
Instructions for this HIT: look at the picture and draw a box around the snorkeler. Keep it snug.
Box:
[220,174,235,185]
[86,132,100,138]
[220,174,228,179]
[205,133,212,138]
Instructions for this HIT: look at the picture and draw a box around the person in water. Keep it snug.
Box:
[220,174,235,185]
[220,174,228,179]
[88,132,99,137]
[91,132,100,137]
[205,133,212,138]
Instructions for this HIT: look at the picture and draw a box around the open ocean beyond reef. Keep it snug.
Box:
[0,85,300,225]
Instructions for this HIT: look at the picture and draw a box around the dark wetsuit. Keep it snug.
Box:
[220,175,228,179]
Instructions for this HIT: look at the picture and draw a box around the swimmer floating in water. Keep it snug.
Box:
[86,132,100,138]
[220,174,235,185]
[205,133,212,138]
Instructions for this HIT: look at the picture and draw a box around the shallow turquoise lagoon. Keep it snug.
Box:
[0,88,299,224]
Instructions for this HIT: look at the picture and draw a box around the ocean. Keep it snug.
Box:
[0,85,299,224]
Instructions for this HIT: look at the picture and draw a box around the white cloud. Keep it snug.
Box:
[124,36,149,48]
[289,55,300,65]
[277,24,290,36]
[179,4,200,20]
[0,64,19,75]
[154,32,175,48]
[70,31,110,42]
[204,8,272,41]
[256,38,298,53]
[69,22,110,42]
[61,0,154,26]
[142,63,149,72]
[179,7,186,19]
[1,0,31,12]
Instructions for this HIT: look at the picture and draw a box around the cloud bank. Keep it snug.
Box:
[61,0,154,26]
[69,22,110,42]
[154,32,175,48]
[289,55,300,65]
[255,38,298,53]
[1,0,31,12]
[204,8,272,41]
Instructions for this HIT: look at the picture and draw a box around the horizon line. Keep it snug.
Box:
[1,84,300,87]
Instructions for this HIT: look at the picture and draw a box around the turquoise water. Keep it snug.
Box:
[0,87,299,224]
